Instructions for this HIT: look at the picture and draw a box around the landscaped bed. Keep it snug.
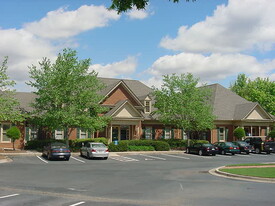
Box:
[220,163,275,178]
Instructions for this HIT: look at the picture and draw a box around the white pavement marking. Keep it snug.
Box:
[0,194,20,199]
[110,156,139,162]
[182,153,212,159]
[235,154,251,157]
[71,156,86,163]
[69,201,85,206]
[36,155,48,163]
[216,155,232,158]
[179,183,184,191]
[161,154,190,160]
[139,154,166,160]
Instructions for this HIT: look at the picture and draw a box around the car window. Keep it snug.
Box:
[91,143,106,148]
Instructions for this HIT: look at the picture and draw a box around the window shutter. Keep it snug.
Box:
[25,127,30,141]
[225,128,229,141]
[152,128,155,140]
[77,128,80,139]
[171,128,174,139]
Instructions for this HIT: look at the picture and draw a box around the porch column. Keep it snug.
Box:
[109,125,113,144]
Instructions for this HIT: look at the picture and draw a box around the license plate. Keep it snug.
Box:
[59,156,64,158]
[234,148,236,149]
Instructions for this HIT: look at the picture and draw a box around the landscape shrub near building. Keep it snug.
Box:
[108,140,170,152]
[160,139,187,149]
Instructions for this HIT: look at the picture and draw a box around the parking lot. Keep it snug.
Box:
[1,152,275,206]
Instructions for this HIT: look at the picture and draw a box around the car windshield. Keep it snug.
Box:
[202,144,213,147]
[238,142,248,146]
[91,143,106,148]
[225,142,235,146]
[51,143,67,149]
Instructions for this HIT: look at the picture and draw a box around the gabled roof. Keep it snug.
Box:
[14,92,37,112]
[205,84,274,121]
[99,77,153,102]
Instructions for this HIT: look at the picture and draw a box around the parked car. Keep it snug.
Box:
[80,142,109,159]
[232,141,253,154]
[213,142,240,155]
[42,142,71,160]
[186,143,218,156]
[244,137,273,154]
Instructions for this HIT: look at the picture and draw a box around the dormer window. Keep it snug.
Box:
[144,100,151,113]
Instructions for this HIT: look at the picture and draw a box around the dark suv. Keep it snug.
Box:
[244,137,273,154]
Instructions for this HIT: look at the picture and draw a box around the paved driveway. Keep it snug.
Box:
[0,152,275,206]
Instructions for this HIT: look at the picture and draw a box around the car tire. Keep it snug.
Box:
[266,151,271,155]
[65,157,70,161]
[199,150,203,156]
[231,153,235,155]
[246,151,250,155]
[221,150,226,155]
[103,157,108,160]
[255,148,261,154]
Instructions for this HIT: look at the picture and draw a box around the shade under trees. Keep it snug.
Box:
[28,48,110,143]
[0,57,24,123]
[152,73,215,139]
[230,74,275,116]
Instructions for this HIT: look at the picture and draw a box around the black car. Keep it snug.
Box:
[213,142,240,155]
[232,141,253,154]
[42,142,71,160]
[186,143,218,156]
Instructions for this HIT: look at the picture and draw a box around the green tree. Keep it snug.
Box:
[233,127,245,140]
[268,130,275,140]
[6,126,21,150]
[28,48,110,145]
[0,57,24,123]
[153,73,215,141]
[110,0,195,13]
[230,74,275,115]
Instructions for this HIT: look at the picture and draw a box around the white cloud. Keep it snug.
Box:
[147,52,275,83]
[160,0,275,53]
[89,56,138,78]
[0,28,56,82]
[126,7,152,20]
[24,5,120,39]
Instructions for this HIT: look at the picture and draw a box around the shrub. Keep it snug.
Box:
[233,127,246,140]
[268,130,275,140]
[128,146,155,151]
[189,139,209,146]
[25,139,65,151]
[108,141,128,152]
[152,141,170,151]
[6,126,21,150]
[70,137,108,151]
[160,139,187,149]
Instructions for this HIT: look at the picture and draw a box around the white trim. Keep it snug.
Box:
[0,123,12,143]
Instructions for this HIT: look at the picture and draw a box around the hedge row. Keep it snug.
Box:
[108,140,170,152]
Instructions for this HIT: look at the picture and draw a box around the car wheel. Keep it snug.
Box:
[199,150,203,156]
[246,151,250,155]
[221,150,226,155]
[65,157,70,161]
[186,148,190,154]
[103,157,108,160]
[231,153,235,155]
[266,151,271,155]
[255,148,261,154]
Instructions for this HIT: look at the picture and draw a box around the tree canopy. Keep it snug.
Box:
[230,74,275,115]
[6,126,21,150]
[110,0,195,13]
[152,73,215,138]
[28,48,110,141]
[0,57,24,123]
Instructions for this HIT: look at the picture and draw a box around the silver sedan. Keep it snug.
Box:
[80,142,109,160]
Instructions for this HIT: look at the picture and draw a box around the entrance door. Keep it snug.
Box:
[112,127,119,141]
[120,126,129,140]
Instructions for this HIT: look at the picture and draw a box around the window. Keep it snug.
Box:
[145,127,152,139]
[1,123,11,142]
[55,129,64,140]
[144,101,151,113]
[80,129,87,139]
[164,128,171,139]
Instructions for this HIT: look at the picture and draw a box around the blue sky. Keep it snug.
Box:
[1,0,274,91]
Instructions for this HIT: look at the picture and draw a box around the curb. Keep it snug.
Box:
[209,166,275,184]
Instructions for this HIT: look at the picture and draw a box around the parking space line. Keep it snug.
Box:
[161,154,190,160]
[216,155,232,158]
[139,154,166,160]
[36,155,48,163]
[69,201,85,206]
[0,194,20,199]
[182,153,212,159]
[110,156,139,162]
[235,154,251,157]
[71,156,86,163]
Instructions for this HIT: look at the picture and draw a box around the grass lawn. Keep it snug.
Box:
[226,163,275,167]
[220,167,275,178]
